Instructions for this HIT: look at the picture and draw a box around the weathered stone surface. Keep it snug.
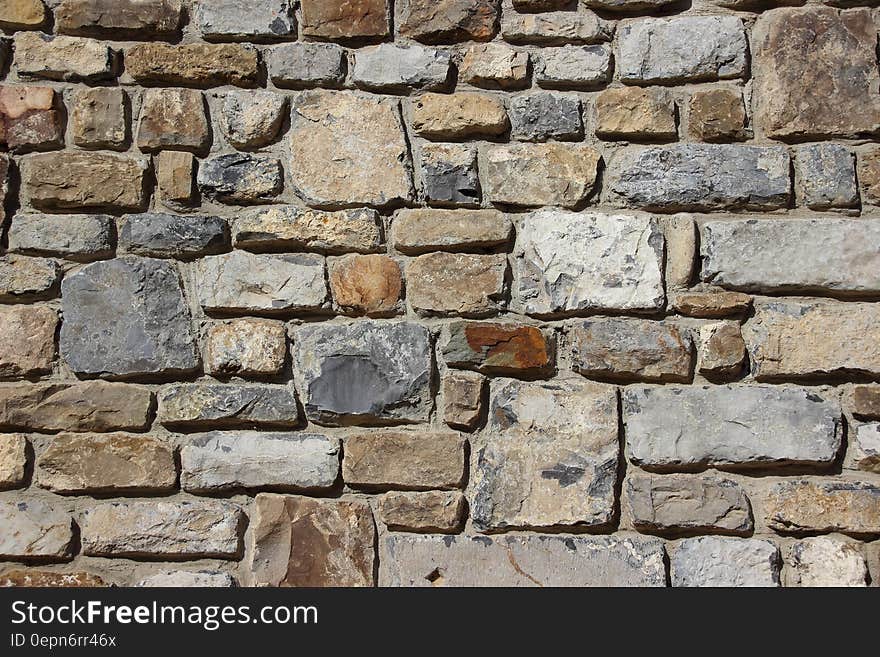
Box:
[22,152,148,211]
[472,377,618,531]
[459,43,529,89]
[392,209,510,254]
[8,213,113,262]
[607,145,790,211]
[483,143,600,208]
[0,382,152,432]
[235,206,382,254]
[858,147,880,204]
[0,155,8,228]
[0,570,108,587]
[0,0,46,28]
[0,85,62,151]
[36,434,175,494]
[535,45,611,89]
[293,321,432,426]
[269,43,347,88]
[853,423,880,473]
[204,319,287,378]
[795,144,858,210]
[60,257,199,377]
[14,33,113,81]
[702,219,880,293]
[754,7,880,140]
[618,17,747,84]
[290,91,413,208]
[219,91,286,150]
[300,0,389,39]
[70,87,127,149]
[511,210,665,316]
[407,253,507,318]
[512,0,568,8]
[353,44,451,92]
[660,213,695,289]
[398,0,498,43]
[181,432,339,493]
[849,386,880,420]
[671,537,780,587]
[195,251,326,315]
[420,143,479,206]
[595,87,676,140]
[136,571,234,587]
[195,0,294,40]
[81,501,244,558]
[197,154,282,204]
[0,434,27,489]
[0,500,73,560]
[376,491,464,532]
[744,300,880,381]
[570,319,692,383]
[623,386,842,470]
[688,88,748,142]
[158,384,299,429]
[442,321,553,375]
[412,92,508,139]
[0,305,57,378]
[126,42,259,87]
[119,213,227,259]
[56,0,182,38]
[156,151,194,207]
[509,92,582,142]
[584,0,677,10]
[767,480,880,535]
[343,432,465,490]
[670,290,752,319]
[381,534,666,587]
[626,473,752,535]
[248,494,375,587]
[137,88,208,152]
[502,9,611,45]
[698,322,746,378]
[789,537,868,587]
[330,254,402,316]
[0,256,60,302]
[442,369,484,431]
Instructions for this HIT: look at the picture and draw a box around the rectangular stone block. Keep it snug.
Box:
[300,0,389,39]
[375,491,464,533]
[0,500,73,560]
[392,209,511,255]
[535,45,611,89]
[234,206,382,254]
[269,43,347,88]
[0,305,56,377]
[0,434,27,489]
[671,537,780,587]
[441,321,553,376]
[158,384,299,429]
[55,0,183,38]
[343,432,466,490]
[125,42,259,87]
[502,9,611,45]
[406,253,507,318]
[195,0,295,40]
[118,213,228,259]
[352,44,450,92]
[767,480,880,535]
[8,213,114,262]
[0,255,60,303]
[14,33,114,81]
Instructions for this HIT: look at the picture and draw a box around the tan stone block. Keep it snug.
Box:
[407,252,507,318]
[329,254,402,316]
[138,88,208,152]
[0,85,62,151]
[698,322,746,378]
[688,88,747,142]
[392,209,511,255]
[14,32,113,81]
[767,480,880,535]
[0,434,27,489]
[460,43,529,89]
[0,305,56,377]
[0,0,47,28]
[71,87,127,149]
[376,491,464,532]
[442,369,484,431]
[595,86,676,140]
[300,0,389,39]
[343,432,466,490]
[204,319,287,378]
[412,92,508,139]
[156,151,195,206]
[0,569,109,587]
[670,290,752,318]
[125,42,259,87]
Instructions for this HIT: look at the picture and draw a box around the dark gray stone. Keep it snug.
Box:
[157,384,299,429]
[197,154,283,204]
[269,43,346,88]
[795,144,858,210]
[420,143,479,206]
[509,92,582,142]
[119,213,228,259]
[8,213,114,262]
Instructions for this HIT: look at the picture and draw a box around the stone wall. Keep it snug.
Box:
[0,0,878,588]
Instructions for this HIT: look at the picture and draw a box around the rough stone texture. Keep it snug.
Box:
[795,144,858,210]
[392,209,510,254]
[0,85,62,152]
[180,432,339,493]
[269,43,346,88]
[584,0,677,10]
[442,369,485,431]
[753,7,880,140]
[688,88,748,142]
[204,319,287,378]
[789,537,868,587]
[290,91,413,208]
[195,0,294,40]
[412,92,508,139]
[767,480,880,535]
[502,9,611,45]
[459,43,529,89]
[300,0,389,39]
[471,377,618,531]
[194,251,326,315]
[483,143,600,208]
[853,423,880,473]
[660,214,695,289]
[235,206,382,254]
[626,474,753,535]
[0,500,73,560]
[858,147,880,204]
[618,17,747,84]
[157,151,195,207]
[407,253,507,318]
[442,321,553,375]
[420,143,480,206]
[702,219,880,294]
[0,570,108,587]
[293,321,432,426]
[509,92,582,142]
[126,42,259,87]
[744,300,880,381]
[197,154,282,204]
[381,535,666,587]
[14,33,113,81]
[569,319,692,383]
[22,152,147,211]
[670,290,752,319]
[219,91,286,150]
[330,254,402,316]
[535,45,611,89]
[81,500,244,558]
[343,432,466,490]
[70,87,127,149]
[157,384,299,429]
[698,322,746,378]
[136,571,234,588]
[36,434,176,494]
[119,213,228,259]
[137,88,208,152]
[60,257,200,378]
[0,434,27,489]
[55,0,182,38]
[0,155,8,229]
[849,386,880,420]
[671,537,781,587]
[352,44,451,92]
[376,491,465,533]
[8,213,114,261]
[606,145,790,211]
[0,256,60,302]
[0,305,57,378]
[595,87,676,140]
[0,382,152,433]
[623,386,842,470]
[248,494,375,587]
[511,210,665,316]
[398,0,498,44]
[0,0,46,29]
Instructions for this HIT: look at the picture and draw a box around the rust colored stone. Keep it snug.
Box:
[329,254,402,316]
[301,0,389,39]
[442,321,552,375]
